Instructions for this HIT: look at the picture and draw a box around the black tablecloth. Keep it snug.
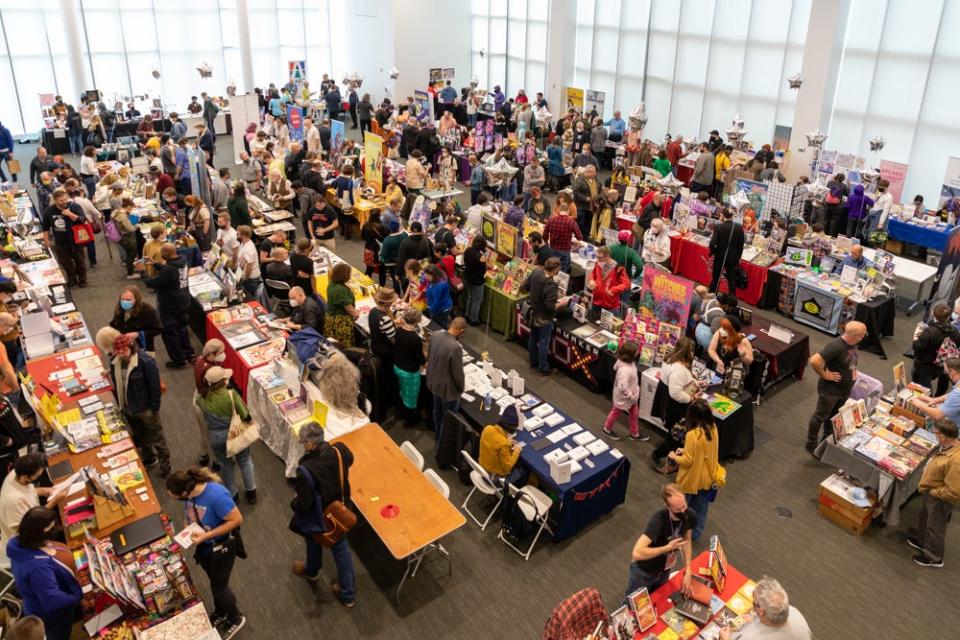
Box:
[744,314,810,388]
[651,381,755,459]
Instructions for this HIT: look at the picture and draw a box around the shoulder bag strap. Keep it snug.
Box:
[333,445,346,502]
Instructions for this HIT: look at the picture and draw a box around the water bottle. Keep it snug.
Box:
[483,392,492,411]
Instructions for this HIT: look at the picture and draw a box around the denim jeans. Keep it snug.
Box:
[556,250,571,273]
[625,562,668,602]
[68,132,83,155]
[686,490,712,541]
[305,536,356,602]
[528,321,554,372]
[205,418,256,497]
[467,282,485,324]
[432,396,459,445]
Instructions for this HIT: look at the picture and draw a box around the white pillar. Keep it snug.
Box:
[236,0,255,92]
[544,0,576,115]
[785,0,850,181]
[60,0,90,100]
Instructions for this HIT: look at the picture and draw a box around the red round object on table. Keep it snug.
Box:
[380,504,400,519]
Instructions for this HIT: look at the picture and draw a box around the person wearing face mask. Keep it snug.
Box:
[35,172,59,214]
[192,339,227,468]
[708,316,754,375]
[109,287,162,355]
[7,507,82,640]
[624,484,695,602]
[281,287,324,333]
[0,455,64,563]
[587,245,631,318]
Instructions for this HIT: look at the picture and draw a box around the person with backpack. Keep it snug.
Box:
[913,303,960,396]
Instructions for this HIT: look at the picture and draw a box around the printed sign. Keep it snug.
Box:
[638,266,694,327]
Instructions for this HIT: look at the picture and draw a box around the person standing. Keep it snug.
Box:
[0,121,16,183]
[522,157,545,207]
[912,303,960,396]
[41,188,88,288]
[909,419,960,568]
[718,577,811,640]
[603,342,647,441]
[805,321,867,454]
[109,287,162,353]
[708,208,744,294]
[394,308,427,424]
[166,468,246,638]
[521,257,569,376]
[463,236,488,326]
[357,93,374,135]
[235,226,262,300]
[325,263,360,347]
[624,484,695,599]
[202,93,220,133]
[587,245,630,317]
[542,203,583,273]
[308,197,339,252]
[144,242,196,369]
[668,399,722,541]
[572,164,600,238]
[690,143,714,195]
[426,317,466,444]
[289,422,357,607]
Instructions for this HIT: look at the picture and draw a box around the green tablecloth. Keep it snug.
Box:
[480,283,526,340]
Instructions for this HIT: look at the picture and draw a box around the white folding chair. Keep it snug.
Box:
[0,556,16,599]
[460,449,504,530]
[423,468,450,498]
[400,440,425,470]
[497,484,554,561]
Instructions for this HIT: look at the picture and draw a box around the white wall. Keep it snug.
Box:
[392,0,471,102]
[330,0,397,106]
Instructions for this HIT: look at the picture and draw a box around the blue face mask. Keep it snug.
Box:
[119,299,135,311]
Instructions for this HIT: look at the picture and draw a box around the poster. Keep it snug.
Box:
[734,179,769,221]
[772,125,791,151]
[474,119,495,153]
[879,159,909,204]
[584,90,605,118]
[329,119,345,169]
[637,266,694,327]
[286,104,304,142]
[429,68,443,88]
[481,212,499,248]
[496,221,518,258]
[288,60,306,85]
[565,87,584,113]
[442,68,455,80]
[792,281,843,334]
[38,93,55,107]
[924,226,960,321]
[413,89,434,124]
[938,156,960,210]
[363,131,383,193]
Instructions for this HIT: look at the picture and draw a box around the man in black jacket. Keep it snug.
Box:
[395,222,434,288]
[521,257,570,376]
[913,303,960,396]
[144,243,196,368]
[284,142,306,183]
[708,207,745,294]
[41,188,88,288]
[289,422,356,607]
[282,287,324,333]
[29,147,57,184]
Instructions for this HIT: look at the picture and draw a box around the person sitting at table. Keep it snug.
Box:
[7,507,82,640]
[708,316,754,375]
[641,217,671,269]
[718,577,811,640]
[840,243,867,270]
[124,102,141,120]
[0,454,63,564]
[136,114,154,139]
[587,245,630,318]
[315,351,370,439]
[325,263,360,347]
[479,404,529,488]
[282,286,324,333]
[695,292,738,350]
[109,286,162,355]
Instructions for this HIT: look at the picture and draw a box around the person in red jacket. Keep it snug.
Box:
[588,245,631,316]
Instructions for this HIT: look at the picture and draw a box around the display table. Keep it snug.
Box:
[480,282,526,340]
[513,315,618,393]
[743,313,810,389]
[204,302,286,398]
[25,345,111,405]
[460,391,631,542]
[863,246,937,315]
[669,233,772,306]
[887,218,952,252]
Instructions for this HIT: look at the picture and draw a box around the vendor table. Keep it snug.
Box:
[743,313,810,389]
[334,423,466,605]
[814,438,929,526]
[460,394,631,542]
[25,345,111,405]
[886,218,952,252]
[513,315,618,393]
[421,188,464,200]
[432,149,472,184]
[669,233,771,306]
[863,246,937,315]
[480,282,527,340]
[204,302,285,398]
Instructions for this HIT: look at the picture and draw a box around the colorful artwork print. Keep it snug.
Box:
[638,266,694,326]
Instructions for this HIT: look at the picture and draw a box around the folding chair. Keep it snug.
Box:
[460,449,504,530]
[400,440,424,470]
[497,484,554,561]
[396,467,452,605]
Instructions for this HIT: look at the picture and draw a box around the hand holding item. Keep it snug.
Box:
[681,569,693,597]
[715,361,725,374]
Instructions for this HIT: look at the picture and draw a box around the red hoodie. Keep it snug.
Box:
[589,261,630,310]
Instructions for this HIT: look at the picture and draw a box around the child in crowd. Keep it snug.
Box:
[603,342,647,441]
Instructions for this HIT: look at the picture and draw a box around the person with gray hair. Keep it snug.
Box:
[289,421,357,607]
[720,576,810,639]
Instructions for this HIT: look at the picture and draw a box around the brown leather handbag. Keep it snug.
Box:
[317,446,357,547]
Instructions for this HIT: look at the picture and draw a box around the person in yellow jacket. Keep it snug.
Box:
[668,399,723,540]
[910,419,960,568]
[479,404,528,487]
[713,144,731,199]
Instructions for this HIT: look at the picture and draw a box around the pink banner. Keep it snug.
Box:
[879,159,909,204]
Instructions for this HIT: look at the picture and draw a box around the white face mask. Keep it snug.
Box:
[290,299,301,308]
[718,329,728,339]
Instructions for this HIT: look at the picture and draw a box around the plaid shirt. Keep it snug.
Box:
[541,587,606,640]
[543,214,582,252]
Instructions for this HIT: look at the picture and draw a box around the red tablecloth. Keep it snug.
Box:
[669,234,769,306]
[204,302,281,399]
[644,550,749,637]
[26,345,112,405]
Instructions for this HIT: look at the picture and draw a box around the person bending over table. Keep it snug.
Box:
[0,454,65,555]
[707,316,754,375]
[912,357,960,426]
[281,286,324,333]
[479,404,528,488]
[624,484,694,601]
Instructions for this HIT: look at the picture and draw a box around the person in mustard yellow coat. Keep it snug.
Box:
[669,399,723,541]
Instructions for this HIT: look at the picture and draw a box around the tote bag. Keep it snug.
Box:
[226,390,260,457]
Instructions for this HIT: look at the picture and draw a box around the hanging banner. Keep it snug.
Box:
[584,90,605,118]
[565,87,584,113]
[637,266,694,327]
[329,119,345,169]
[925,226,960,321]
[879,159,909,204]
[288,60,306,85]
[938,156,960,210]
[413,89,434,124]
[363,131,383,193]
[287,104,304,143]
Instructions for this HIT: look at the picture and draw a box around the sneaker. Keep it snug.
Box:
[537,368,556,377]
[602,428,622,441]
[629,433,650,442]
[209,612,227,628]
[906,536,924,551]
[912,553,943,568]
[165,360,189,370]
[222,616,246,639]
[245,489,258,505]
[142,458,159,468]
[292,561,320,581]
[331,581,355,608]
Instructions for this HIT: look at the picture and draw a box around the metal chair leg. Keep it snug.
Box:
[396,557,414,607]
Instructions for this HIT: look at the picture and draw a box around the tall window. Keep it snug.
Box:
[471,0,550,97]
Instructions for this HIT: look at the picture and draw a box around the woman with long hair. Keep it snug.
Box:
[315,350,369,439]
[109,287,162,353]
[424,263,453,329]
[394,307,426,424]
[325,262,359,347]
[667,399,722,541]
[185,194,212,251]
[650,337,699,474]
[166,467,245,637]
[227,182,252,228]
[708,316,754,375]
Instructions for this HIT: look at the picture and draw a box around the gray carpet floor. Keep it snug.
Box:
[13,133,957,639]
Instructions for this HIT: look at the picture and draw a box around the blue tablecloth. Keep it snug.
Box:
[460,398,631,541]
[177,245,203,267]
[887,218,951,252]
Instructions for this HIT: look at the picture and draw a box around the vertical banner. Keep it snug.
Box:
[584,90,605,117]
[926,226,960,321]
[565,87,584,113]
[939,156,960,210]
[638,266,694,327]
[364,131,383,193]
[329,119,345,169]
[288,60,306,85]
[230,92,261,164]
[413,89,434,124]
[879,159,909,204]
[287,104,304,143]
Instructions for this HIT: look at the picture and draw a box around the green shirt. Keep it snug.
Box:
[653,157,672,177]
[196,387,249,420]
[327,282,356,316]
[380,232,408,265]
[609,242,645,279]
[228,197,252,229]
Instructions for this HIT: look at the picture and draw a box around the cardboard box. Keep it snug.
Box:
[818,503,871,536]
[884,239,904,255]
[818,473,875,535]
